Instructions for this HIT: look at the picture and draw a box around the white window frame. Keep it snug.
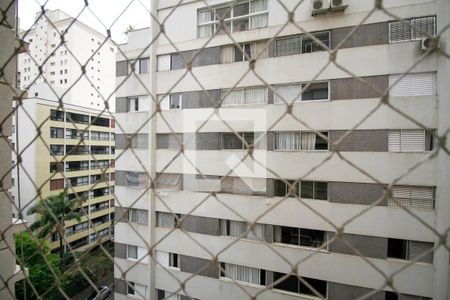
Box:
[274,81,330,104]
[389,16,436,43]
[388,129,428,152]
[197,0,268,38]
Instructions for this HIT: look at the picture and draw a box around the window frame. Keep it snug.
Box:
[389,16,436,43]
[197,0,269,38]
[273,131,329,151]
[274,81,330,104]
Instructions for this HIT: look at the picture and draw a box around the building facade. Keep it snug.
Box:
[114,0,450,299]
[18,9,116,111]
[12,97,115,251]
[0,0,28,298]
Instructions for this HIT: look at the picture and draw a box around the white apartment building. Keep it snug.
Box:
[18,9,116,111]
[114,1,450,299]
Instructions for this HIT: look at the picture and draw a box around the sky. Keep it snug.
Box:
[18,0,151,43]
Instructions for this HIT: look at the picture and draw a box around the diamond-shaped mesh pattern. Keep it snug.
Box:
[1,0,450,299]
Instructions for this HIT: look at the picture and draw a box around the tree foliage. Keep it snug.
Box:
[15,232,65,300]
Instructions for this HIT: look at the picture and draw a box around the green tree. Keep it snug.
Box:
[27,188,82,265]
[15,232,65,300]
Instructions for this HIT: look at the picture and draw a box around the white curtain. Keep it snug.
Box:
[221,45,235,63]
[139,96,149,112]
[157,212,175,227]
[156,250,169,267]
[244,87,267,104]
[159,95,170,110]
[275,84,301,104]
[273,226,282,243]
[229,220,247,237]
[250,42,268,59]
[127,245,138,259]
[224,263,260,285]
[157,54,171,71]
[246,223,265,241]
[275,132,300,150]
[223,89,244,106]
[198,10,213,38]
[249,0,268,29]
[301,132,316,150]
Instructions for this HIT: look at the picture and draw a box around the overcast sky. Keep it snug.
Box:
[18,0,151,43]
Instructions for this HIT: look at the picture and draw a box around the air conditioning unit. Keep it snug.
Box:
[421,37,439,52]
[330,0,348,11]
[311,0,330,16]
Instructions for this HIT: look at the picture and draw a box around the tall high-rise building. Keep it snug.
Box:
[114,1,449,299]
[18,9,116,111]
[0,0,29,298]
[12,96,116,251]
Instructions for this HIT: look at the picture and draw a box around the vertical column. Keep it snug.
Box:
[434,1,450,299]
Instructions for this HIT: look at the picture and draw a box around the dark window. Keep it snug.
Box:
[127,282,135,295]
[116,61,128,76]
[273,272,327,297]
[275,35,302,56]
[302,31,330,53]
[50,145,64,155]
[49,162,63,173]
[279,226,299,245]
[50,110,64,121]
[91,116,110,127]
[169,253,179,268]
[139,57,149,74]
[222,133,243,149]
[388,238,408,259]
[50,127,64,138]
[235,43,252,62]
[314,132,328,150]
[301,181,328,200]
[66,112,89,124]
[301,82,329,101]
[274,180,298,197]
[300,229,326,248]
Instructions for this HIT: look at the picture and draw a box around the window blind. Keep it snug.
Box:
[389,72,436,97]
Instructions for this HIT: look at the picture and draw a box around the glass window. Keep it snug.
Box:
[222,133,243,149]
[139,57,149,74]
[116,60,128,76]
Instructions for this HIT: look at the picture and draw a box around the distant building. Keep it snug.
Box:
[12,96,116,251]
[0,0,28,298]
[18,9,116,111]
[113,1,449,300]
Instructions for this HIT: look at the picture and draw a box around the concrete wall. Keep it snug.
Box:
[328,282,385,300]
[330,76,389,100]
[179,255,219,279]
[329,130,389,152]
[329,182,387,206]
[329,233,388,259]
[331,22,389,49]
[181,215,221,236]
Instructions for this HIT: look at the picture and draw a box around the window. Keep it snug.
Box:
[155,251,179,269]
[274,131,328,151]
[198,0,268,38]
[222,132,254,149]
[222,87,267,105]
[50,178,64,190]
[274,180,299,197]
[66,112,89,124]
[273,226,326,248]
[50,110,64,121]
[49,162,63,173]
[220,219,266,241]
[274,82,329,103]
[50,145,64,155]
[128,208,149,225]
[389,72,436,97]
[156,212,180,228]
[157,54,171,71]
[388,239,433,263]
[220,262,265,285]
[389,16,436,43]
[66,128,88,140]
[126,172,148,188]
[169,253,179,268]
[50,127,64,138]
[275,31,330,56]
[221,42,268,63]
[66,176,89,187]
[127,245,138,259]
[388,129,433,152]
[300,181,328,200]
[389,186,434,209]
[273,273,327,298]
[127,282,135,295]
[139,57,149,74]
[65,161,89,171]
[160,94,182,110]
[116,60,128,76]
